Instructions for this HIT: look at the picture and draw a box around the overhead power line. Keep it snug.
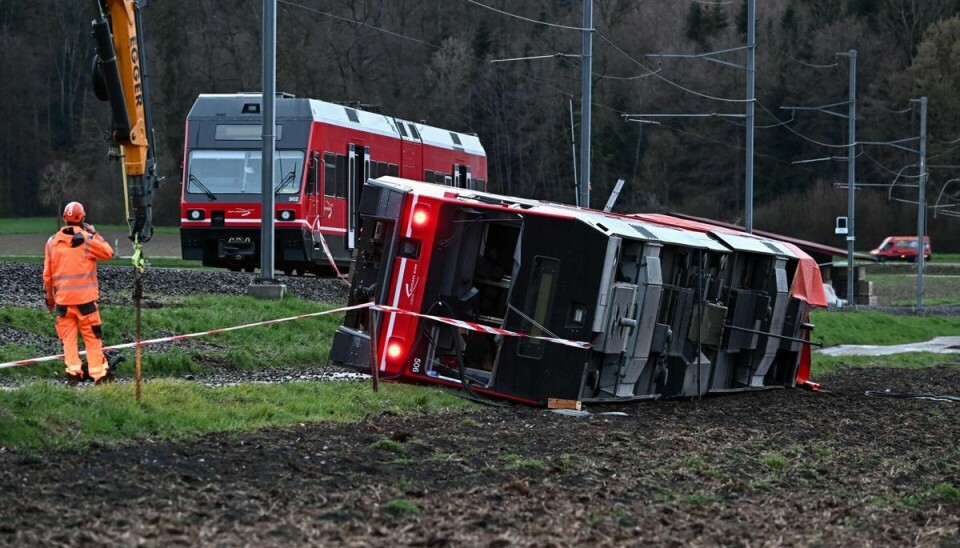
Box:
[278,0,574,98]
[464,0,590,31]
[595,31,752,104]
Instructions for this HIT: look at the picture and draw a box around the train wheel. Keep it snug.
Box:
[283,268,293,276]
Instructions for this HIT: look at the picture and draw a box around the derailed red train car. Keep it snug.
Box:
[329,177,826,405]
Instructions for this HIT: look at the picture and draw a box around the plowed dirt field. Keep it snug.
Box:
[2,365,958,546]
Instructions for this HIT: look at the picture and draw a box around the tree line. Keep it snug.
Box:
[1,0,959,251]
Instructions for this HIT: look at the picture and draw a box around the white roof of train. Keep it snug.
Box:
[193,93,484,157]
[375,176,796,257]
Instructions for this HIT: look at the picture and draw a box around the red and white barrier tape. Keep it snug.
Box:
[371,304,593,350]
[1,302,593,370]
[0,302,375,370]
[312,222,350,287]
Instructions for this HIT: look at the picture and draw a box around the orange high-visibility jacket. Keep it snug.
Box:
[43,227,114,305]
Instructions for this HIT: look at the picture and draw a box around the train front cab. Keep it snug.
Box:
[330,178,816,406]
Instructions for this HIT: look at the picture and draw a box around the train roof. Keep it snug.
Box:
[188,93,485,157]
[375,177,798,257]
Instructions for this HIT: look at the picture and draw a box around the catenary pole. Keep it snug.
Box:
[916,96,927,310]
[260,0,276,280]
[744,0,755,233]
[845,50,857,307]
[579,0,593,209]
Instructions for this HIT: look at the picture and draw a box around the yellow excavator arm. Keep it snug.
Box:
[91,0,159,243]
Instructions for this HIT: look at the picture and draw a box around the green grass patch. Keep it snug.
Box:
[0,295,346,380]
[932,253,960,263]
[811,309,960,348]
[870,272,960,306]
[369,438,406,453]
[502,453,547,470]
[381,498,421,516]
[762,452,788,470]
[929,483,960,503]
[0,217,179,235]
[812,353,960,376]
[0,380,474,451]
[680,494,719,506]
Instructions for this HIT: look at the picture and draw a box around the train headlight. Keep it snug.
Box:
[187,209,205,221]
[277,210,295,221]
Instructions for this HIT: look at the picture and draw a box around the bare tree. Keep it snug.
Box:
[39,160,80,226]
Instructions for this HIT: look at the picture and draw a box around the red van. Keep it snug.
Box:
[870,236,932,262]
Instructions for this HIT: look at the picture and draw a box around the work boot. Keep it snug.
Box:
[66,373,84,387]
[105,350,126,373]
[94,375,113,386]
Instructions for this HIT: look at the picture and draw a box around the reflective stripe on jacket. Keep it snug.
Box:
[42,227,114,305]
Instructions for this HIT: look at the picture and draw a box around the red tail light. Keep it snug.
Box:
[386,338,405,362]
[411,205,430,229]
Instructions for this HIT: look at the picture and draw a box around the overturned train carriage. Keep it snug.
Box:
[329,177,826,406]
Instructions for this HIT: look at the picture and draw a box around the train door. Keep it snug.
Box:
[347,144,371,249]
[452,164,473,189]
[305,151,321,229]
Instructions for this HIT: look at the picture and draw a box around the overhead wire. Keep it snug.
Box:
[755,101,852,149]
[785,55,839,69]
[861,153,922,178]
[464,0,590,31]
[277,0,575,98]
[282,0,866,182]
[594,31,752,103]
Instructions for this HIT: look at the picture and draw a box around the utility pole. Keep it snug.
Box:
[579,0,593,209]
[621,0,755,228]
[915,96,927,311]
[843,50,856,308]
[250,0,284,299]
[744,0,755,233]
[781,50,858,304]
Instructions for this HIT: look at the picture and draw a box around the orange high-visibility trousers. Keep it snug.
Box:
[55,303,108,381]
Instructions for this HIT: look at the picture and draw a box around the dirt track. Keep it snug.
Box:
[1,365,958,546]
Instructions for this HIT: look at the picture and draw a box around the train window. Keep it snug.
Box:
[408,124,421,140]
[444,175,453,186]
[449,132,462,146]
[424,170,435,183]
[377,161,388,178]
[395,120,408,137]
[388,163,399,177]
[345,108,360,123]
[518,257,560,359]
[335,154,347,198]
[324,152,336,197]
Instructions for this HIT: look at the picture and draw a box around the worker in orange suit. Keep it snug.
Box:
[43,202,116,386]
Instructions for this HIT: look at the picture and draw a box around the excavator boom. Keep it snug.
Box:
[91,0,159,243]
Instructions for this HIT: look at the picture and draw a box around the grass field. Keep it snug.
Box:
[869,272,960,306]
[0,295,344,380]
[0,217,179,235]
[1,295,958,450]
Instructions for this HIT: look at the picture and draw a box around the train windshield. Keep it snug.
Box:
[187,150,304,195]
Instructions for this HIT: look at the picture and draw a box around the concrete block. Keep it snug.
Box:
[247,283,286,300]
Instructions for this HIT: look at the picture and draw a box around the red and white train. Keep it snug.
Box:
[179,93,487,273]
[329,177,827,406]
